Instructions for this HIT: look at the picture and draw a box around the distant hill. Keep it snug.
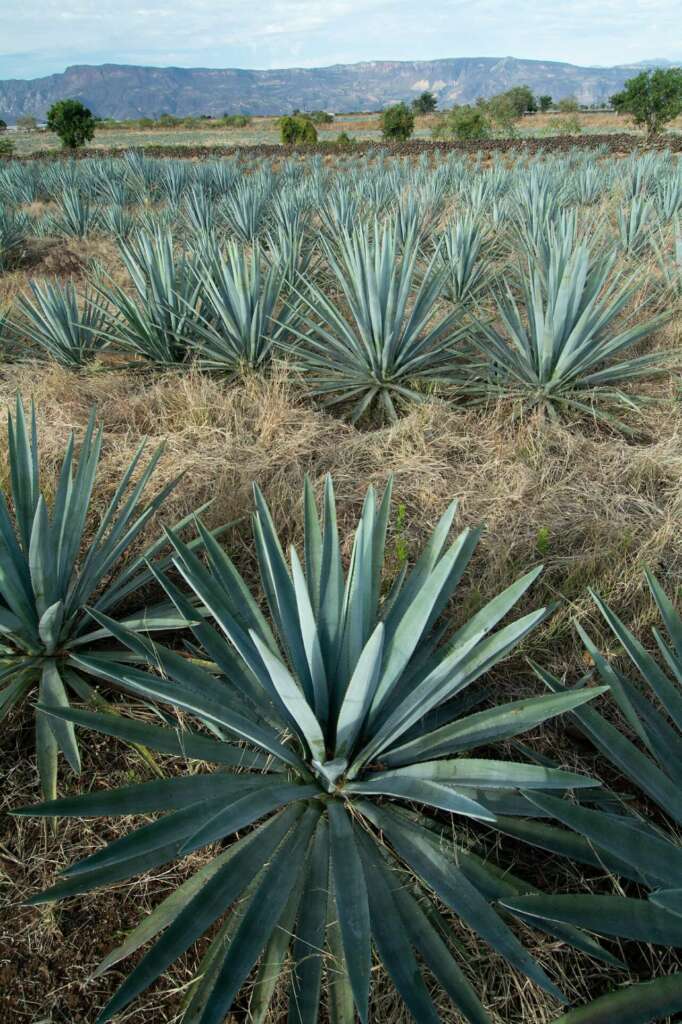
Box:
[0,56,678,123]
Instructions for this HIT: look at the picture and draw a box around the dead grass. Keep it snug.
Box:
[0,362,680,1019]
[1,178,682,1020]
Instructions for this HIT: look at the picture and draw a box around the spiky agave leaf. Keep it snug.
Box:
[19,477,613,1023]
[467,239,673,430]
[0,206,30,270]
[0,395,228,797]
[283,220,467,422]
[183,239,298,371]
[13,279,109,367]
[500,577,682,1019]
[95,228,203,364]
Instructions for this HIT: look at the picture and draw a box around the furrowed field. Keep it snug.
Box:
[1,144,682,1024]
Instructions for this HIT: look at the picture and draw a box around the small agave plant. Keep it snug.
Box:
[20,477,613,1023]
[0,396,221,798]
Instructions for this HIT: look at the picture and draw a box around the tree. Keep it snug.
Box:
[412,90,437,114]
[433,105,490,140]
[0,119,6,132]
[486,93,520,135]
[46,99,96,149]
[381,102,415,141]
[611,68,682,137]
[16,114,37,131]
[557,96,579,112]
[279,115,318,144]
[504,85,537,115]
[538,94,553,112]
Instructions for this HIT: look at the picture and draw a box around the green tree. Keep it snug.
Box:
[538,94,553,112]
[433,105,490,140]
[16,114,37,130]
[611,68,682,137]
[504,85,537,114]
[0,119,6,132]
[380,101,415,141]
[411,90,437,114]
[557,96,579,112]
[279,115,318,144]
[486,93,520,135]
[46,99,96,149]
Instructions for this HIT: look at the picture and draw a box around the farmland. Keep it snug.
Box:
[1,143,682,1023]
[7,109,682,157]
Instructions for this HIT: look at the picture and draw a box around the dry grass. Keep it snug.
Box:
[1,156,682,1021]
[0,357,681,1021]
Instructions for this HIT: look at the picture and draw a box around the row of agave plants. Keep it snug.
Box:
[2,393,682,1022]
[0,156,680,431]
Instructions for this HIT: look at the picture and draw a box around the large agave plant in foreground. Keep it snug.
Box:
[468,242,671,430]
[21,478,616,1023]
[0,397,219,797]
[500,574,682,1022]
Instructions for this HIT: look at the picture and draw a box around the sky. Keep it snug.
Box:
[0,0,681,81]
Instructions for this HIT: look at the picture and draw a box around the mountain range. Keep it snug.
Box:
[0,56,678,123]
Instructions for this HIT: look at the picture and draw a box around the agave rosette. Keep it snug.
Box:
[0,396,225,797]
[20,476,616,1023]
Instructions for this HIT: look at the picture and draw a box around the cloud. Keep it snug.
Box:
[0,0,680,79]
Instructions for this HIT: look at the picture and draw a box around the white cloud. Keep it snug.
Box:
[0,0,680,79]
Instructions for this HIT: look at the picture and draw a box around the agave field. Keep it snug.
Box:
[0,145,682,1024]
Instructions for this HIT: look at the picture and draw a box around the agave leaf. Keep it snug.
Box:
[552,973,682,1024]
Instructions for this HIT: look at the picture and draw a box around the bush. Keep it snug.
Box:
[557,96,579,112]
[611,68,682,137]
[555,114,582,135]
[0,137,14,157]
[504,85,537,115]
[16,114,37,130]
[221,114,251,127]
[434,105,490,140]
[412,91,437,115]
[46,98,96,149]
[486,93,520,135]
[0,119,6,131]
[308,109,334,124]
[380,102,415,141]
[538,94,553,112]
[280,115,318,145]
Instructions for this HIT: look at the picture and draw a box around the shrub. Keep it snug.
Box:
[555,114,582,135]
[412,90,438,114]
[19,477,607,1023]
[611,68,682,137]
[557,96,579,113]
[380,102,415,141]
[280,115,318,145]
[16,114,37,130]
[0,119,6,131]
[46,98,96,149]
[503,85,537,115]
[434,105,490,140]
[0,137,14,158]
[221,113,251,127]
[308,109,334,124]
[486,93,521,135]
